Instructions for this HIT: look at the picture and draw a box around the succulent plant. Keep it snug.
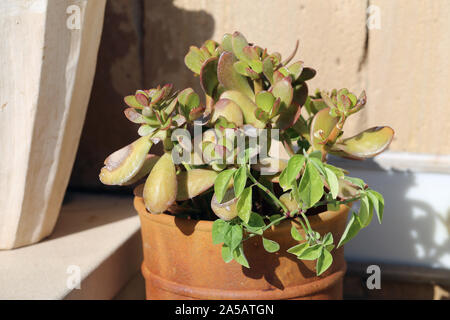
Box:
[100,31,394,275]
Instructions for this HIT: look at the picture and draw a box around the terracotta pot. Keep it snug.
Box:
[135,196,350,300]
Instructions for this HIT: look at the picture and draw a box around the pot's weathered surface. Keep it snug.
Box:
[135,196,350,300]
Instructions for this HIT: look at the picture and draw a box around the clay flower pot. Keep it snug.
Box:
[134,196,350,300]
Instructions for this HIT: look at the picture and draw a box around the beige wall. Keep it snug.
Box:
[71,0,450,189]
[176,0,450,154]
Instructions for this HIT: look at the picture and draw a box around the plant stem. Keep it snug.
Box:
[253,79,263,95]
[313,195,361,208]
[247,169,289,214]
[262,215,287,232]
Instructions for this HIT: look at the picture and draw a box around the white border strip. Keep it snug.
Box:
[329,151,450,174]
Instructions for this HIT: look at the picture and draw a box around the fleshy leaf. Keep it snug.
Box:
[124,108,145,124]
[262,57,274,84]
[99,136,152,186]
[184,46,205,74]
[211,99,244,127]
[220,90,265,128]
[231,31,250,63]
[143,153,177,213]
[331,126,394,159]
[200,57,219,97]
[221,33,233,52]
[124,95,144,109]
[255,91,275,113]
[270,77,293,110]
[297,67,316,82]
[217,52,254,99]
[176,169,218,201]
[122,154,160,186]
[310,107,338,151]
[211,189,239,221]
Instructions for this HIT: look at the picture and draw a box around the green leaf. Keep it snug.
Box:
[221,244,233,263]
[255,91,275,113]
[178,88,200,113]
[309,107,338,151]
[278,168,289,191]
[324,167,339,199]
[220,90,265,128]
[287,242,309,255]
[237,187,252,223]
[344,176,366,189]
[359,195,373,228]
[233,166,247,198]
[297,244,322,260]
[184,46,204,74]
[233,244,250,268]
[367,189,384,223]
[249,59,263,73]
[246,212,266,230]
[230,224,243,250]
[200,57,219,96]
[286,155,306,186]
[290,225,303,241]
[338,212,362,248]
[217,52,254,99]
[262,238,280,253]
[212,219,232,245]
[309,157,326,177]
[286,61,304,80]
[233,60,249,76]
[262,57,274,84]
[322,232,334,246]
[316,247,333,276]
[332,126,395,160]
[214,169,236,203]
[231,31,250,63]
[324,163,345,178]
[221,33,233,52]
[298,162,324,208]
[270,78,293,109]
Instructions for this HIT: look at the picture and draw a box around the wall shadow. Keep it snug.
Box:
[69,0,214,192]
[329,157,450,271]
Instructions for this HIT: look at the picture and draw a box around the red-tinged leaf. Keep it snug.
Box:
[217,52,254,99]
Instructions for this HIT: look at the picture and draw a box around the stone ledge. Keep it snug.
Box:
[0,192,142,300]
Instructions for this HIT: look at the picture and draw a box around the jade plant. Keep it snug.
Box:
[99,32,394,275]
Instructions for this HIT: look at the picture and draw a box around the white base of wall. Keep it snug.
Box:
[330,152,450,269]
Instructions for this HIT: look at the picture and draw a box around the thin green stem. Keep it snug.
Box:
[262,215,287,232]
[313,195,361,208]
[247,169,289,214]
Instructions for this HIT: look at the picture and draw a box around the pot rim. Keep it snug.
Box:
[134,196,351,233]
